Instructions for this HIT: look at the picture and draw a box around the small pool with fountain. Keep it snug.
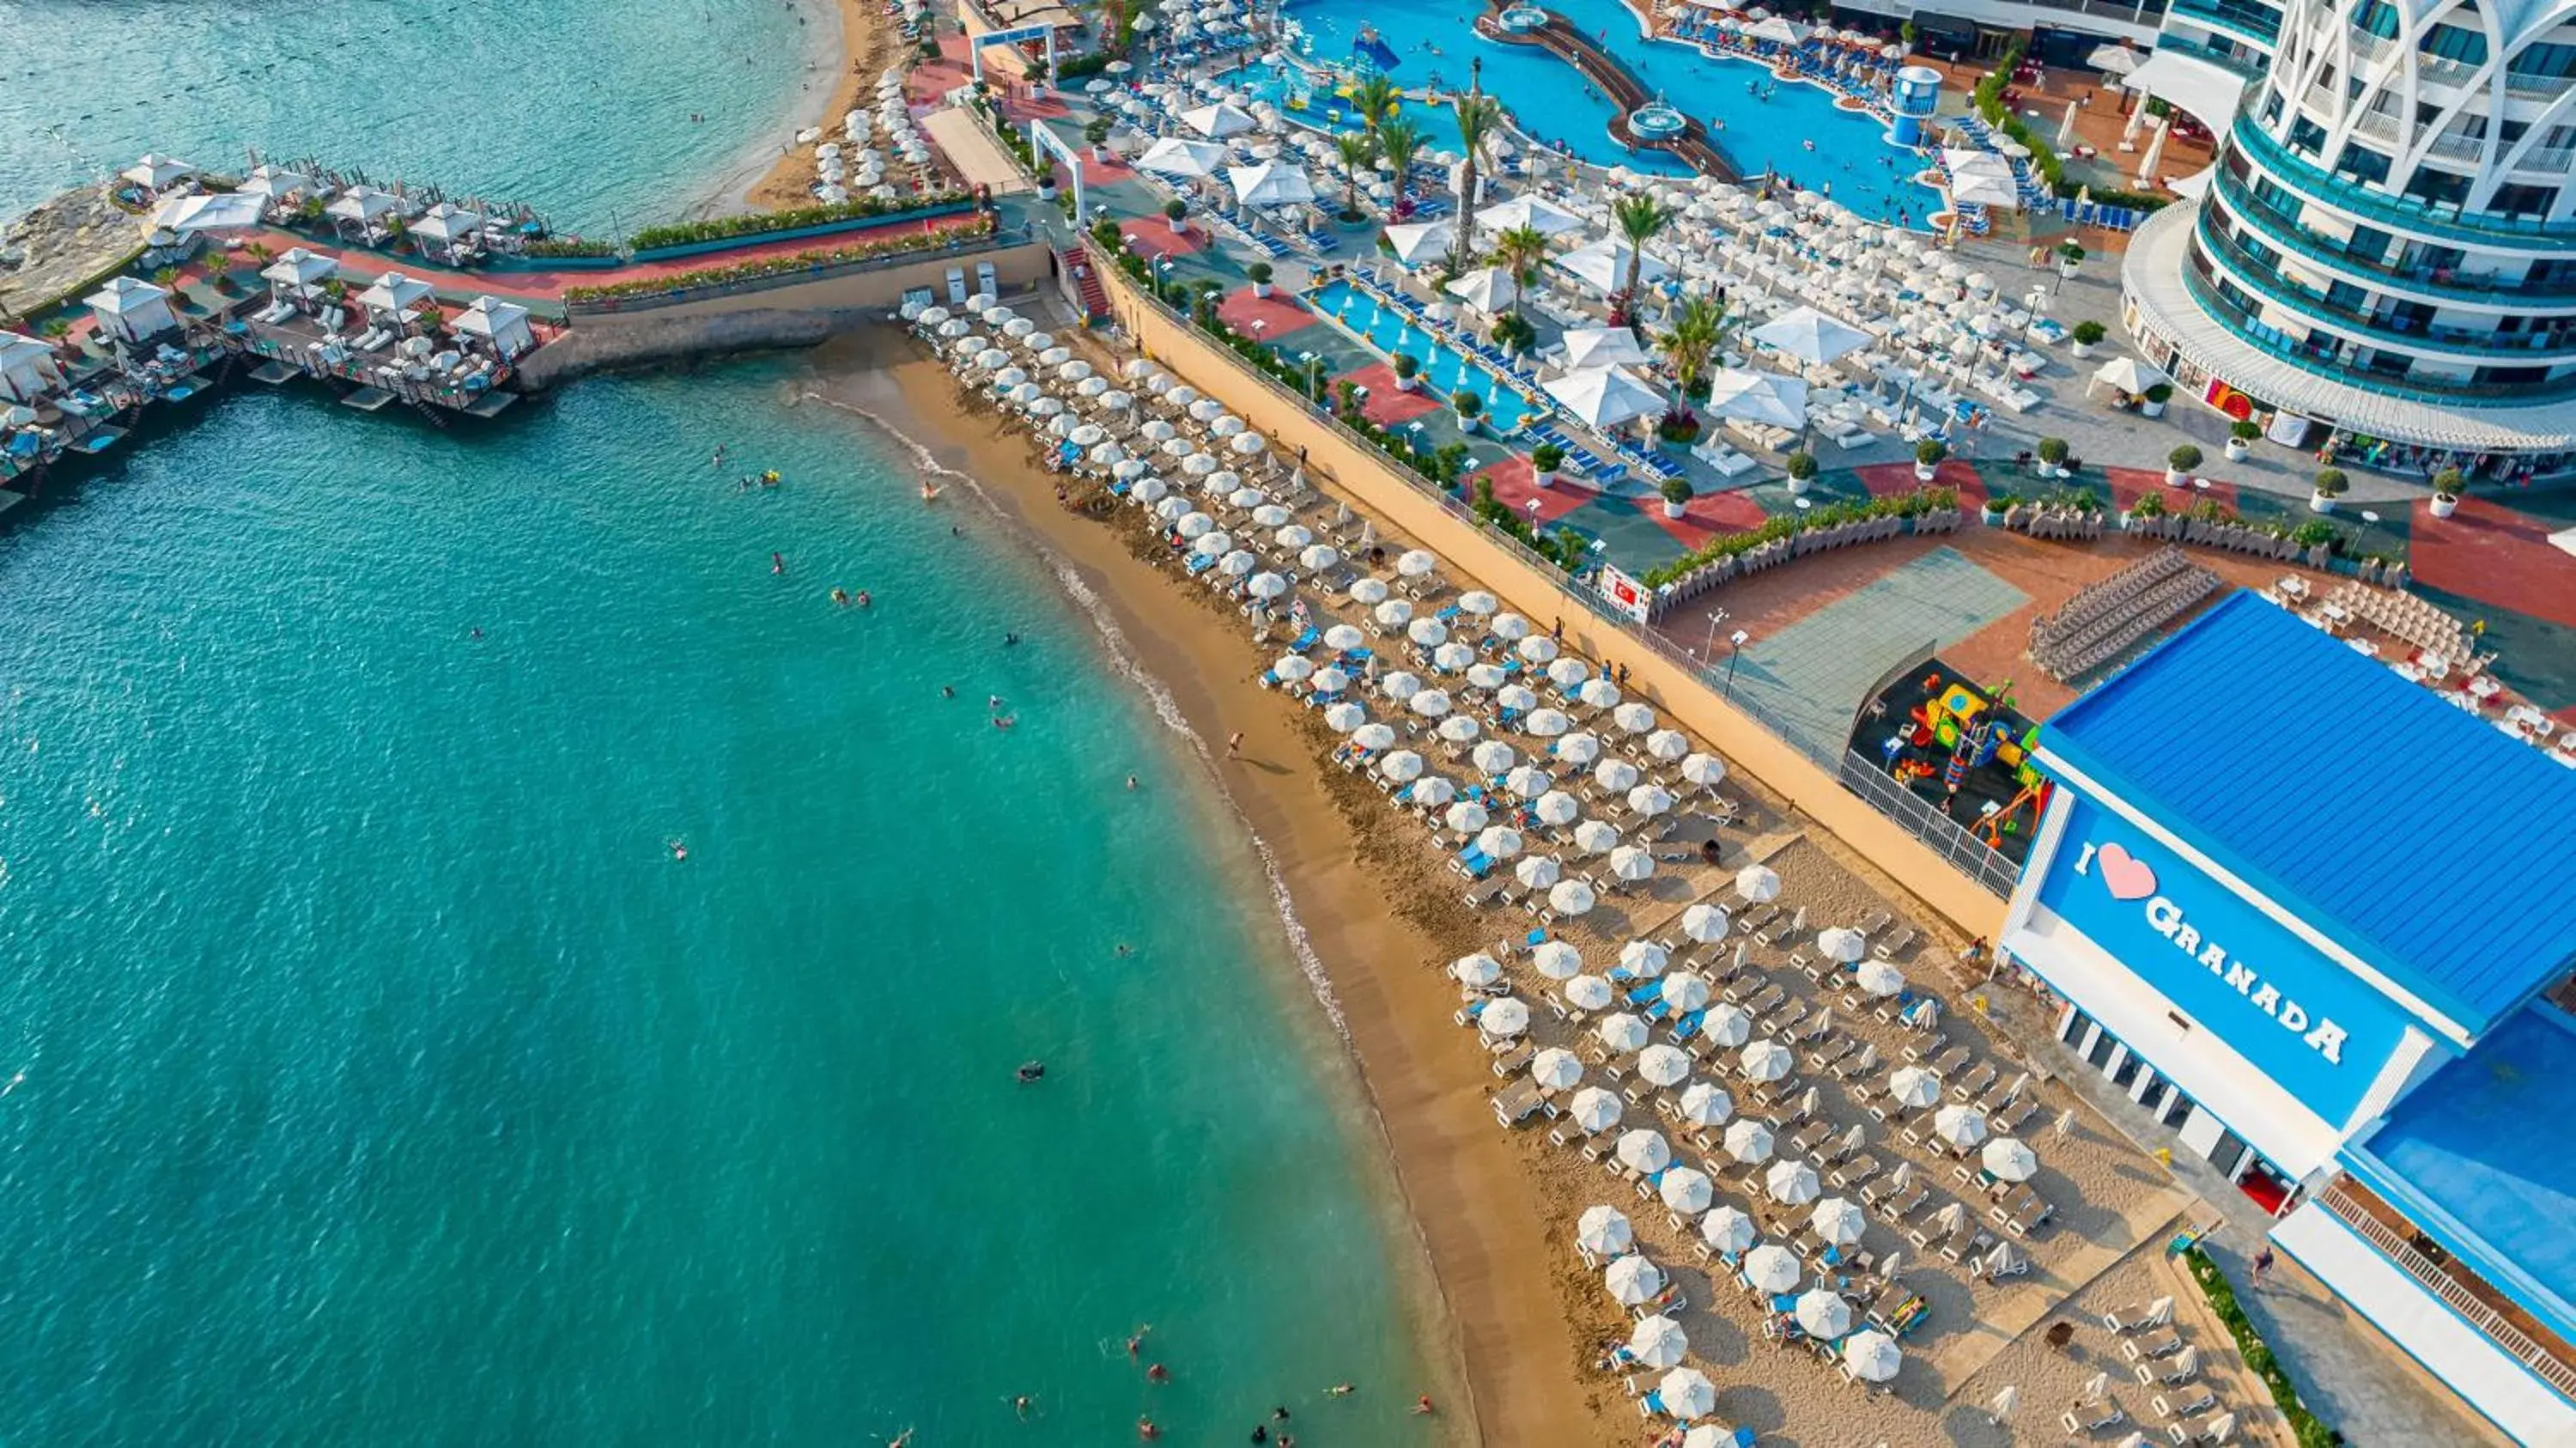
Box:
[1307,277,1539,433]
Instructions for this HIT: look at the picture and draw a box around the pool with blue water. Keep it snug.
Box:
[1279,0,1939,223]
[1309,278,1537,432]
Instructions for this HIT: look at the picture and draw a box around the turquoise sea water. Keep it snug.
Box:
[2,3,1440,1441]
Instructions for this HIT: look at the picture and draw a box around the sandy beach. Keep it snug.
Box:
[732,0,909,212]
[811,327,1616,1444]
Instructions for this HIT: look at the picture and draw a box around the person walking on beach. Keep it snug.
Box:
[1227,731,1244,757]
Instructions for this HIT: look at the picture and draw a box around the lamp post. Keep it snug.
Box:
[1723,629,1749,697]
[1701,606,1730,662]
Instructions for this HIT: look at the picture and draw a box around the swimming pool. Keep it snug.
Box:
[1309,277,1537,432]
[1280,0,1936,223]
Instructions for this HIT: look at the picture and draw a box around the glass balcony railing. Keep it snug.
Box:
[2209,167,2576,302]
[2227,114,2576,252]
[2194,215,2576,360]
[2154,32,2265,82]
[2167,0,2280,49]
[2178,260,2576,401]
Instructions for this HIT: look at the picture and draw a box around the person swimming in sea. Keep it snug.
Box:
[832,587,852,605]
[772,551,786,575]
[667,839,689,861]
[1016,1061,1046,1082]
[920,481,941,502]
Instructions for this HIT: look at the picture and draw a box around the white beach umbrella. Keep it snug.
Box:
[1395,548,1437,579]
[1496,684,1540,715]
[1659,1167,1715,1215]
[1026,396,1066,418]
[1411,776,1458,807]
[1644,729,1691,764]
[1617,1129,1674,1174]
[1842,1330,1902,1383]
[1597,1013,1649,1053]
[1348,576,1390,605]
[1983,1137,2039,1183]
[1407,618,1449,648]
[1519,636,1560,664]
[1700,1203,1757,1255]
[1372,597,1413,627]
[1190,531,1234,558]
[1855,959,1905,998]
[1631,1043,1692,1092]
[1548,879,1597,917]
[1532,1046,1584,1092]
[1470,739,1518,776]
[1564,974,1614,1012]
[1546,659,1591,691]
[1765,1158,1821,1205]
[1532,790,1581,827]
[1626,784,1674,818]
[1504,764,1552,801]
[1351,723,1398,751]
[1433,642,1475,672]
[1376,750,1425,783]
[1934,1104,1990,1150]
[1479,997,1531,1037]
[1735,864,1781,903]
[1594,758,1640,794]
[1811,1196,1867,1246]
[1300,544,1341,571]
[1176,512,1215,539]
[1577,678,1623,710]
[1452,952,1504,988]
[1628,1315,1690,1370]
[1456,590,1499,617]
[1724,1117,1776,1165]
[1381,670,1423,703]
[1324,703,1367,733]
[1409,689,1452,719]
[1552,732,1601,766]
[1310,667,1352,696]
[1605,1254,1666,1306]
[1491,613,1531,641]
[1888,1066,1941,1109]
[1701,1003,1754,1049]
[1273,654,1315,684]
[1569,1086,1624,1134]
[1659,971,1711,1014]
[1515,855,1563,891]
[1323,624,1366,651]
[1577,1202,1634,1255]
[1680,903,1731,943]
[1741,1038,1795,1082]
[1742,1242,1801,1293]
[1609,846,1656,883]
[1619,939,1670,978]
[1795,1287,1855,1339]
[1612,702,1657,734]
[1817,927,1868,964]
[1036,345,1072,367]
[1474,820,1525,858]
[1524,708,1571,739]
[1572,819,1621,855]
[1679,1080,1734,1128]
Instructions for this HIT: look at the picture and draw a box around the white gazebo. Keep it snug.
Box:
[83,277,179,344]
[1178,100,1256,138]
[453,295,537,359]
[1445,265,1520,314]
[357,271,438,330]
[1557,237,1669,295]
[118,153,199,193]
[325,186,404,241]
[1561,325,1653,371]
[1545,366,1664,431]
[1227,161,1315,210]
[261,246,341,303]
[0,332,64,405]
[1750,306,1871,366]
[1704,368,1810,428]
[1134,137,1228,179]
[240,163,319,208]
[1474,194,1586,238]
[1383,220,1456,269]
[410,203,490,263]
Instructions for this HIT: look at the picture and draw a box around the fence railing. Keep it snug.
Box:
[1091,243,2026,897]
[2319,1180,2576,1401]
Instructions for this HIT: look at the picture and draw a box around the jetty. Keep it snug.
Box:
[1474,9,1735,179]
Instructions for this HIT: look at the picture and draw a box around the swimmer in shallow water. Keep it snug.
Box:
[668,840,689,861]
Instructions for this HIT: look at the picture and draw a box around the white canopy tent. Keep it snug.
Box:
[0,332,63,405]
[357,271,437,326]
[83,277,179,343]
[1383,220,1456,268]
[1544,367,1664,430]
[1228,161,1315,208]
[1474,194,1586,237]
[1445,266,1519,313]
[453,295,538,359]
[1560,325,1653,371]
[145,191,265,237]
[118,153,199,192]
[1135,137,1229,178]
[1702,368,1808,429]
[260,246,340,301]
[1178,100,1256,138]
[1556,237,1668,295]
[1750,306,1871,365]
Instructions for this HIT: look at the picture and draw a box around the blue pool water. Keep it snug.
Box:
[1310,278,1537,430]
[1283,0,1938,222]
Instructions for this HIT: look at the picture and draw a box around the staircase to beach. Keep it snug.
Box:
[1060,248,1110,320]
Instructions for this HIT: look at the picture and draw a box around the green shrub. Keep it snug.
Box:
[1638,488,1954,587]
[627,192,965,252]
[2037,435,2069,465]
[1247,260,1273,286]
[1392,351,1420,380]
[1451,389,1482,417]
[2144,382,2174,404]
[1783,450,1819,481]
[1661,477,1694,504]
[2312,467,2348,496]
[2168,444,2202,472]
[1915,439,1947,466]
[2231,420,2262,442]
[2184,1249,2342,1448]
[2129,490,2166,518]
[526,235,619,259]
[1163,198,1187,223]
[1530,443,1565,473]
[2432,467,2464,500]
[2071,319,2106,346]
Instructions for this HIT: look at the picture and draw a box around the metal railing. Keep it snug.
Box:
[2194,211,2576,359]
[1089,245,2026,897]
[2177,259,2576,400]
[2208,163,2576,301]
[562,225,1030,315]
[2166,0,2280,48]
[2318,1181,2576,1401]
[2230,113,2576,251]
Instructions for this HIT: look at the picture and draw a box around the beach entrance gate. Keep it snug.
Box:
[969,22,1060,82]
[1027,119,1084,218]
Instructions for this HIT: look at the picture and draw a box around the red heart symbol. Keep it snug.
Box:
[2097,843,2158,902]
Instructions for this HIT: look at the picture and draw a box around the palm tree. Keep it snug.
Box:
[1333,131,1378,221]
[1352,76,1402,142]
[1611,193,1674,337]
[1657,295,1726,401]
[1490,224,1550,324]
[1449,90,1501,273]
[1376,119,1425,216]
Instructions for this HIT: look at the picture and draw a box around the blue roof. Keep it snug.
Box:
[2037,591,2576,1039]
[2342,1008,2576,1341]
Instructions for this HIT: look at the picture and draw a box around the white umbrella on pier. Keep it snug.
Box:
[1577,1202,1634,1254]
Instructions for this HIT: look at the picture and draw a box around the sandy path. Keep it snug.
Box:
[813,330,1607,1446]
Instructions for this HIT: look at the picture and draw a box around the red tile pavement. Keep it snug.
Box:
[909,40,975,104]
[2100,465,2239,514]
[2408,496,2576,630]
[1337,363,1442,428]
[1654,489,1773,548]
[1216,286,1321,340]
[1855,458,1989,504]
[1118,218,1206,261]
[1473,455,1590,525]
[1076,150,1136,187]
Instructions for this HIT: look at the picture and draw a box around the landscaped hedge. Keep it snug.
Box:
[2184,1249,2342,1448]
[1640,487,1958,588]
[526,235,618,259]
[562,215,994,301]
[627,192,969,252]
[1970,48,2171,216]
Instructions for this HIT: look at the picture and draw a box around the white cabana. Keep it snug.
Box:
[1383,220,1456,268]
[453,295,538,359]
[2093,355,2169,395]
[410,203,490,259]
[82,277,178,343]
[1136,137,1229,178]
[1559,325,1652,371]
[1475,194,1585,236]
[1942,149,2023,210]
[1702,368,1808,429]
[357,271,437,326]
[325,186,404,235]
[1556,236,1668,294]
[260,246,339,301]
[1544,366,1663,429]
[145,191,265,237]
[1444,266,1519,313]
[1228,161,1315,208]
[239,163,318,204]
[0,332,63,405]
[1747,15,1807,44]
[1750,306,1871,365]
[118,153,198,192]
[1178,100,1256,137]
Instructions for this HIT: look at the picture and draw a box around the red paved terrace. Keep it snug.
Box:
[1335,363,1441,428]
[1215,286,1320,341]
[1117,218,1206,261]
[1855,458,1989,505]
[1656,489,1772,545]
[1472,455,1589,525]
[2407,496,2576,630]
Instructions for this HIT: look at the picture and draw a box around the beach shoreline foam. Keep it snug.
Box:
[809,325,1619,1444]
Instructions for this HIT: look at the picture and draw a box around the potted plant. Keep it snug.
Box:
[1660,476,1695,519]
[2311,466,2348,514]
[1914,438,1947,482]
[1656,407,1701,447]
[2165,443,2201,488]
[1391,351,1421,392]
[1084,116,1114,161]
[1163,198,1187,234]
[1452,388,1484,434]
[1783,450,1819,496]
[2057,240,2085,279]
[2070,319,2105,359]
[1981,490,2018,526]
[2128,490,2167,530]
[2430,467,2465,519]
[2036,435,2069,479]
[1531,442,1565,489]
[2141,381,2173,418]
[2225,419,2259,462]
[1247,259,1274,300]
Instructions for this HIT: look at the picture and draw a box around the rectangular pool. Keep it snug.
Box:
[1308,277,1537,432]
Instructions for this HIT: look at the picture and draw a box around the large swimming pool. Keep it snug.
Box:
[1280,0,1937,223]
[1309,277,1538,432]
